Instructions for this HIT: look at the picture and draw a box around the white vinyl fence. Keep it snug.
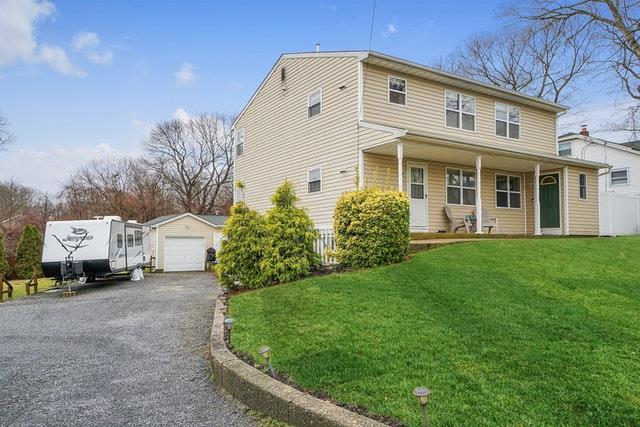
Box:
[599,192,640,236]
[314,229,337,265]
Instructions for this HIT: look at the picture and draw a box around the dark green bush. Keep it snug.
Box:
[15,225,43,279]
[260,181,320,284]
[0,234,10,277]
[334,187,409,268]
[216,202,267,289]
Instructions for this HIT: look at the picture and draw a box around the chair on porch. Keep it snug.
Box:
[473,207,498,234]
[444,206,468,233]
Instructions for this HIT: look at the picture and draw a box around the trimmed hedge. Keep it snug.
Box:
[260,181,320,284]
[334,187,410,268]
[15,225,43,279]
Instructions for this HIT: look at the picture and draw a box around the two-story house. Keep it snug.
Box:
[233,51,606,236]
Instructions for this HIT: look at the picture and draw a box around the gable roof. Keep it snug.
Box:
[143,213,228,228]
[233,50,566,128]
[558,132,640,157]
[621,140,640,151]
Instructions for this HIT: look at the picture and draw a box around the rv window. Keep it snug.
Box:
[135,230,142,245]
[127,234,134,247]
[117,234,123,248]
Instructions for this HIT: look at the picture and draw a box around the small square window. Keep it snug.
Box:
[611,169,628,186]
[308,89,322,118]
[308,167,322,193]
[559,142,572,156]
[388,76,407,105]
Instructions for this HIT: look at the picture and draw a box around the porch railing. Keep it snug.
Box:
[314,228,337,265]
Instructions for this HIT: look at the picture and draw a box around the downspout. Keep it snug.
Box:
[154,225,159,269]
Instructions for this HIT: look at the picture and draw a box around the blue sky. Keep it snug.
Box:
[0,0,633,191]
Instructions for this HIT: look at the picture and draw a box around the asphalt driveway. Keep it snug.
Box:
[0,272,256,426]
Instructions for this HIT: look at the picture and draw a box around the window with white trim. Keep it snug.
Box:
[579,173,587,199]
[558,142,572,156]
[446,168,476,205]
[308,167,322,193]
[495,103,520,139]
[308,89,322,118]
[235,128,244,157]
[611,168,629,186]
[388,76,406,105]
[496,174,521,208]
[446,91,475,131]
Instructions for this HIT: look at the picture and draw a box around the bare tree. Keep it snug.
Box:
[0,180,37,221]
[143,113,234,214]
[436,19,596,104]
[0,110,15,150]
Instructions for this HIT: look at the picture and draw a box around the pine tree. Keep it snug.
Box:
[15,225,43,279]
[0,234,10,277]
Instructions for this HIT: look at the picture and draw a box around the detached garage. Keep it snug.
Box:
[144,213,227,272]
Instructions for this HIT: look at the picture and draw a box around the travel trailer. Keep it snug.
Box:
[41,216,151,282]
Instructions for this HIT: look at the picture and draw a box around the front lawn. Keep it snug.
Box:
[229,237,640,426]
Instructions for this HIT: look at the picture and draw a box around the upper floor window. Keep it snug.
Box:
[388,76,407,105]
[446,168,476,205]
[446,91,475,131]
[496,174,521,208]
[579,173,587,199]
[611,168,629,186]
[308,89,322,118]
[235,128,244,157]
[308,167,322,193]
[558,142,572,156]
[495,103,520,139]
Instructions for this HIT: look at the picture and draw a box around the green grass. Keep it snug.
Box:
[229,237,640,426]
[2,277,55,299]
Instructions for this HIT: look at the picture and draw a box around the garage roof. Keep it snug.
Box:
[143,213,228,228]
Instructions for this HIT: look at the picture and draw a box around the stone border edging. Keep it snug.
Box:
[209,289,386,427]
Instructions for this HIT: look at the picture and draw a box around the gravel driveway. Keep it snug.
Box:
[0,272,256,426]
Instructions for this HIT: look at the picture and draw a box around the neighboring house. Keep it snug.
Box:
[143,213,227,272]
[233,51,606,236]
[559,127,640,195]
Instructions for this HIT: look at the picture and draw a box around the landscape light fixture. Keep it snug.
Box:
[259,346,275,377]
[413,386,431,427]
[223,318,235,342]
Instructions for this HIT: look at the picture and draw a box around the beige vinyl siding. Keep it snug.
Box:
[568,167,599,235]
[362,65,558,155]
[234,56,360,227]
[363,153,528,233]
[149,216,220,271]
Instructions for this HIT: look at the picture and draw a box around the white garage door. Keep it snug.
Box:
[164,236,205,272]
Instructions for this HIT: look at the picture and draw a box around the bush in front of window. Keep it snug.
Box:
[334,187,410,269]
[216,202,268,289]
[15,224,43,279]
[260,181,321,284]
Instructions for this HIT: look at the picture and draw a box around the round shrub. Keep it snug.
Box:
[334,187,409,268]
[15,224,43,279]
[216,202,268,289]
[0,234,10,277]
[260,181,320,284]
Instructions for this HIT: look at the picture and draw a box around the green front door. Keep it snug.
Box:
[540,174,560,228]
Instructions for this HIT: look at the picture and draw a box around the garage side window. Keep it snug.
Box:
[135,230,142,245]
[127,234,134,247]
[117,234,123,248]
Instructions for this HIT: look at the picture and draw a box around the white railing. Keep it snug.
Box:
[314,228,337,265]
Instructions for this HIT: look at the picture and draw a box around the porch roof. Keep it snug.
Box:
[363,125,610,172]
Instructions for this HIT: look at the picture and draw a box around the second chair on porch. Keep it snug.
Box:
[474,207,498,234]
[444,206,469,233]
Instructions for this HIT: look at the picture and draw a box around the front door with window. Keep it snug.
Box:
[539,174,560,230]
[408,163,428,231]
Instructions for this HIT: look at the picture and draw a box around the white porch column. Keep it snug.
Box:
[563,166,570,235]
[358,149,364,189]
[397,142,404,192]
[534,163,542,236]
[475,155,483,234]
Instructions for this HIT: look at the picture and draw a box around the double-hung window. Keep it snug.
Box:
[611,168,629,186]
[445,91,475,131]
[388,76,407,105]
[495,103,520,139]
[446,168,476,205]
[558,142,572,156]
[235,128,244,157]
[308,167,322,193]
[308,89,322,118]
[579,173,587,199]
[496,174,521,208]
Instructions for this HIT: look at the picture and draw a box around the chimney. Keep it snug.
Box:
[315,43,320,53]
[579,124,589,137]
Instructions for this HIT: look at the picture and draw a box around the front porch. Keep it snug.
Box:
[358,132,602,236]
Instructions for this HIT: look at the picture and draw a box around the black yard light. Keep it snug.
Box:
[259,346,275,377]
[413,386,431,427]
[223,318,235,343]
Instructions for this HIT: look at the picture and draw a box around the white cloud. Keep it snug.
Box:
[38,44,86,77]
[381,23,398,37]
[87,50,113,64]
[175,62,195,86]
[173,107,191,122]
[72,30,113,65]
